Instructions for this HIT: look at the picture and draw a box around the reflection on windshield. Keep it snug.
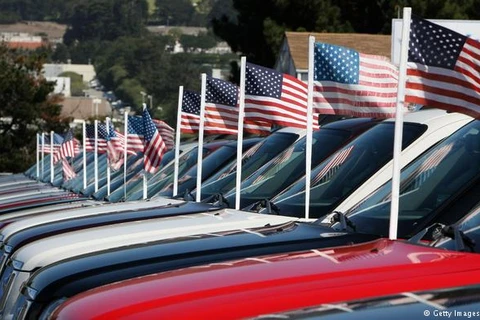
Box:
[270,122,427,219]
[225,128,352,208]
[343,120,480,239]
[200,132,300,198]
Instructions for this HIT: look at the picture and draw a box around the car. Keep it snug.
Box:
[248,284,480,320]
[106,140,230,202]
[44,238,480,320]
[157,128,304,198]
[248,109,473,218]
[9,117,480,320]
[199,117,381,204]
[0,210,297,318]
[147,137,265,199]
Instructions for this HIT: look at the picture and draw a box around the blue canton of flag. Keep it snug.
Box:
[245,63,283,99]
[128,115,144,135]
[244,62,314,129]
[206,76,238,106]
[181,90,201,133]
[314,43,359,84]
[182,91,201,115]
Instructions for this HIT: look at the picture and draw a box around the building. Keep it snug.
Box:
[275,32,391,80]
[60,97,112,124]
[43,63,96,83]
[0,32,45,49]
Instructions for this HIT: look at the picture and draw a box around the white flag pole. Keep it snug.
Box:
[50,130,54,183]
[305,35,315,220]
[195,74,207,202]
[389,7,411,240]
[124,111,128,200]
[82,120,87,190]
[142,103,148,200]
[41,132,45,179]
[106,117,111,195]
[235,57,247,210]
[94,120,99,192]
[173,86,183,197]
[36,133,40,179]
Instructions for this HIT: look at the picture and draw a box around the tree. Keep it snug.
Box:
[63,0,149,45]
[154,0,195,26]
[0,45,69,173]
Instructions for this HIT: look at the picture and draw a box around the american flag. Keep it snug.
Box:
[53,130,78,164]
[311,145,354,185]
[127,115,145,155]
[105,121,124,170]
[85,124,107,152]
[245,62,318,129]
[405,17,480,118]
[152,119,174,150]
[143,108,167,173]
[205,76,271,135]
[313,42,401,118]
[40,133,63,154]
[62,158,77,181]
[181,90,201,133]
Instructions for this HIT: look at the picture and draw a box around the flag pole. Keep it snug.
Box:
[305,35,315,220]
[106,117,111,195]
[389,7,411,240]
[36,133,40,180]
[94,119,99,192]
[124,110,128,200]
[41,132,45,180]
[173,86,183,197]
[82,120,87,190]
[142,103,148,200]
[235,57,247,210]
[195,74,207,202]
[50,130,54,184]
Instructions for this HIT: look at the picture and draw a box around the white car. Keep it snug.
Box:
[255,109,473,220]
[0,210,296,318]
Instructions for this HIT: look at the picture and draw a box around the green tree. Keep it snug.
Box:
[59,71,86,96]
[63,0,149,45]
[0,45,69,173]
[154,0,195,25]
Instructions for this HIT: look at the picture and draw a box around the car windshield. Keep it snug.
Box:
[269,122,427,219]
[224,128,352,208]
[199,132,300,198]
[108,144,209,201]
[341,120,480,238]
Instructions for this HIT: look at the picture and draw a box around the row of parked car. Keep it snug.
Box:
[1,107,480,319]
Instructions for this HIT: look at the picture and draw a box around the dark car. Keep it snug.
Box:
[106,140,230,202]
[219,117,381,208]
[151,137,266,199]
[249,284,480,320]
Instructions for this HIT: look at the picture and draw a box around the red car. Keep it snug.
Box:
[50,239,480,320]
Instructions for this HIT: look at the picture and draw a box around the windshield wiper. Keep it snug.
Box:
[201,193,230,208]
[330,211,356,232]
[409,223,476,252]
[249,199,280,215]
[439,225,476,253]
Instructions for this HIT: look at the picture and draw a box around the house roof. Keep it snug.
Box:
[284,32,391,71]
[60,97,111,120]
